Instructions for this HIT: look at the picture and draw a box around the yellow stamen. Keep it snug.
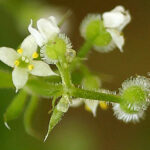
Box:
[14,60,20,66]
[28,64,34,71]
[32,52,39,59]
[85,104,92,112]
[17,48,23,54]
[99,101,108,110]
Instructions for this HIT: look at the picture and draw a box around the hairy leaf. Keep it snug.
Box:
[25,78,63,98]
[44,108,64,141]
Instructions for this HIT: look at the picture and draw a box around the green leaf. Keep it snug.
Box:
[24,96,39,138]
[25,78,63,98]
[4,90,28,129]
[0,70,13,88]
[44,108,64,141]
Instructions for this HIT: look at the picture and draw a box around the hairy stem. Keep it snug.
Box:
[56,62,73,93]
[70,87,122,103]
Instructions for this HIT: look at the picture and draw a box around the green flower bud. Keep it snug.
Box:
[40,34,72,64]
[80,14,112,50]
[82,75,101,90]
[113,76,150,123]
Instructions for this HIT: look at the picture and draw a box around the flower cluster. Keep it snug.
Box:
[0,5,150,141]
[80,6,131,52]
[0,35,56,91]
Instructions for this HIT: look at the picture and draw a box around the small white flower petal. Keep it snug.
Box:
[21,35,38,57]
[103,5,131,30]
[103,11,125,29]
[12,68,28,90]
[70,99,83,107]
[119,11,131,31]
[30,60,57,76]
[111,5,125,12]
[28,20,45,47]
[0,47,19,67]
[48,16,58,27]
[107,29,124,52]
[37,17,60,42]
[85,99,99,117]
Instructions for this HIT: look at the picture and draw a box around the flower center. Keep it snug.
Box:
[14,48,39,71]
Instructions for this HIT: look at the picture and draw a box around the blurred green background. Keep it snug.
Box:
[0,0,150,150]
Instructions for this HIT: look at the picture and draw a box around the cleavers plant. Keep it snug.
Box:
[0,5,150,141]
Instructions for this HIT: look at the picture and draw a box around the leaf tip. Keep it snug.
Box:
[4,122,11,130]
[43,133,49,142]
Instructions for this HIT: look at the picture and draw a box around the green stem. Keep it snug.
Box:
[70,87,122,103]
[56,62,73,93]
[77,40,93,58]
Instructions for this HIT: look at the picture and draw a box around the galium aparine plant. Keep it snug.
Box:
[0,5,150,141]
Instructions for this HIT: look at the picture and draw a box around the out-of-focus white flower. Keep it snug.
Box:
[102,5,131,52]
[84,99,99,117]
[0,35,56,91]
[103,5,131,31]
[80,6,131,53]
[70,98,83,107]
[28,16,60,47]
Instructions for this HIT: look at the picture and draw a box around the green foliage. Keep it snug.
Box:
[4,90,28,129]
[24,96,39,138]
[0,70,13,88]
[25,77,63,98]
[1,5,149,139]
[44,107,64,141]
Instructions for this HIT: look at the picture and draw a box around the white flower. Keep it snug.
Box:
[0,35,57,91]
[103,6,131,31]
[84,99,99,117]
[71,89,115,116]
[28,16,60,47]
[70,98,83,107]
[102,5,131,52]
[70,98,99,117]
